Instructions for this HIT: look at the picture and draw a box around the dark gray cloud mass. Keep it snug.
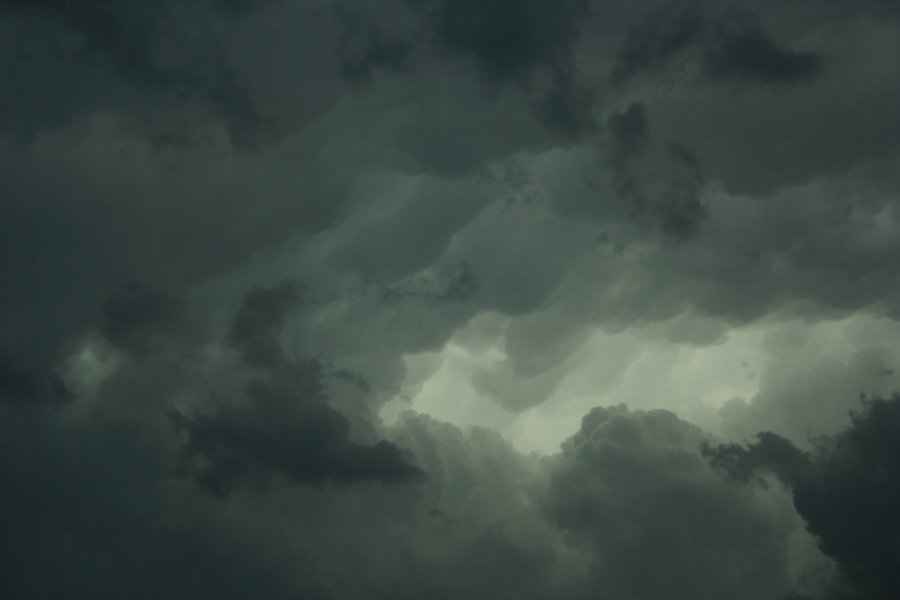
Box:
[605,101,708,237]
[0,0,274,145]
[612,2,825,86]
[705,395,900,599]
[2,0,899,598]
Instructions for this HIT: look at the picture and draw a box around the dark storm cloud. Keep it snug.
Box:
[0,359,36,401]
[600,0,900,197]
[701,7,824,84]
[605,102,708,237]
[545,405,806,600]
[531,67,597,140]
[335,7,415,82]
[0,108,351,407]
[650,143,706,237]
[613,2,825,86]
[0,275,419,597]
[415,0,588,82]
[100,282,189,354]
[417,0,598,137]
[608,102,650,159]
[174,283,424,494]
[173,363,423,495]
[0,0,269,144]
[705,395,900,600]
[611,1,706,84]
[0,388,334,600]
[347,0,600,139]
[227,281,305,367]
[2,0,899,597]
[0,357,71,407]
[0,390,820,599]
[703,430,812,486]
[340,31,414,82]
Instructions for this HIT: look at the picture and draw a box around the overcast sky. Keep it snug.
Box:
[2,1,900,599]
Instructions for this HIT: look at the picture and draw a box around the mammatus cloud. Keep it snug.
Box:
[2,0,899,598]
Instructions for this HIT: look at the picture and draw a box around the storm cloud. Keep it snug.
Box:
[612,2,825,86]
[2,0,899,598]
[705,395,900,599]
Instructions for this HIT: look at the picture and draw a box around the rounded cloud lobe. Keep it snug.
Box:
[2,0,900,598]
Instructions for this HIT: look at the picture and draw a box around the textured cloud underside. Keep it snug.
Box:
[2,0,899,598]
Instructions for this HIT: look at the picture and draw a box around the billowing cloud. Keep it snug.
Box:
[170,282,425,494]
[2,0,899,597]
[705,395,900,599]
[173,370,424,494]
[546,406,805,599]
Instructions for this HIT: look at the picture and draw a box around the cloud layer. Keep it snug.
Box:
[2,0,899,598]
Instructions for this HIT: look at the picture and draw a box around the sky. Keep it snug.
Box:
[1,1,899,598]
